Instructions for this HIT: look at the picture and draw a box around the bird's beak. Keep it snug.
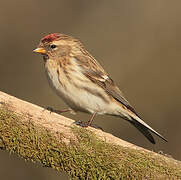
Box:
[33,47,47,54]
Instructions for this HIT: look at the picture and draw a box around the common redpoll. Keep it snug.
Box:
[34,33,167,144]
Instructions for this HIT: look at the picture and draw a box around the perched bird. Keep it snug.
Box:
[34,33,167,144]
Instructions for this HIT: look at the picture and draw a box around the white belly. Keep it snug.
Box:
[44,61,119,115]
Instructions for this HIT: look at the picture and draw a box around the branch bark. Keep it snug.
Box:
[0,91,180,179]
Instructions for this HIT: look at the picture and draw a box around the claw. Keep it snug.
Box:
[73,121,103,130]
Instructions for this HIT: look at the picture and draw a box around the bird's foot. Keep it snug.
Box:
[74,121,103,131]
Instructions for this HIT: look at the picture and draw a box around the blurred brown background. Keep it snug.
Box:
[0,0,181,179]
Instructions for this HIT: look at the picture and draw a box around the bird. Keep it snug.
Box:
[33,33,167,144]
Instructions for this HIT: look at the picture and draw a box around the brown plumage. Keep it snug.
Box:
[34,33,167,144]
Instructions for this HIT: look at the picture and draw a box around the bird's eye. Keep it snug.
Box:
[50,44,57,49]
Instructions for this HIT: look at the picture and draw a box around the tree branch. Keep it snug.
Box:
[0,91,180,179]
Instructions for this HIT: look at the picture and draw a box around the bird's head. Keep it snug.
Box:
[33,33,82,61]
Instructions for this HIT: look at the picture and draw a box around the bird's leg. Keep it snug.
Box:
[79,112,97,127]
[47,107,71,114]
[54,108,72,114]
[74,112,103,130]
[87,112,97,126]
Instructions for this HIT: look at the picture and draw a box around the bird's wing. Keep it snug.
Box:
[86,71,139,116]
[75,54,137,115]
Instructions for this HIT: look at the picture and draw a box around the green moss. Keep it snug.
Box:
[71,127,181,179]
[0,107,180,179]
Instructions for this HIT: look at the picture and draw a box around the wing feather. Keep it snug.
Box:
[74,54,137,115]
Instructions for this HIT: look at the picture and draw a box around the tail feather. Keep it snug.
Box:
[128,116,167,144]
[129,120,156,144]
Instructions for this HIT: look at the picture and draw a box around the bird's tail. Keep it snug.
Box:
[124,113,167,144]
